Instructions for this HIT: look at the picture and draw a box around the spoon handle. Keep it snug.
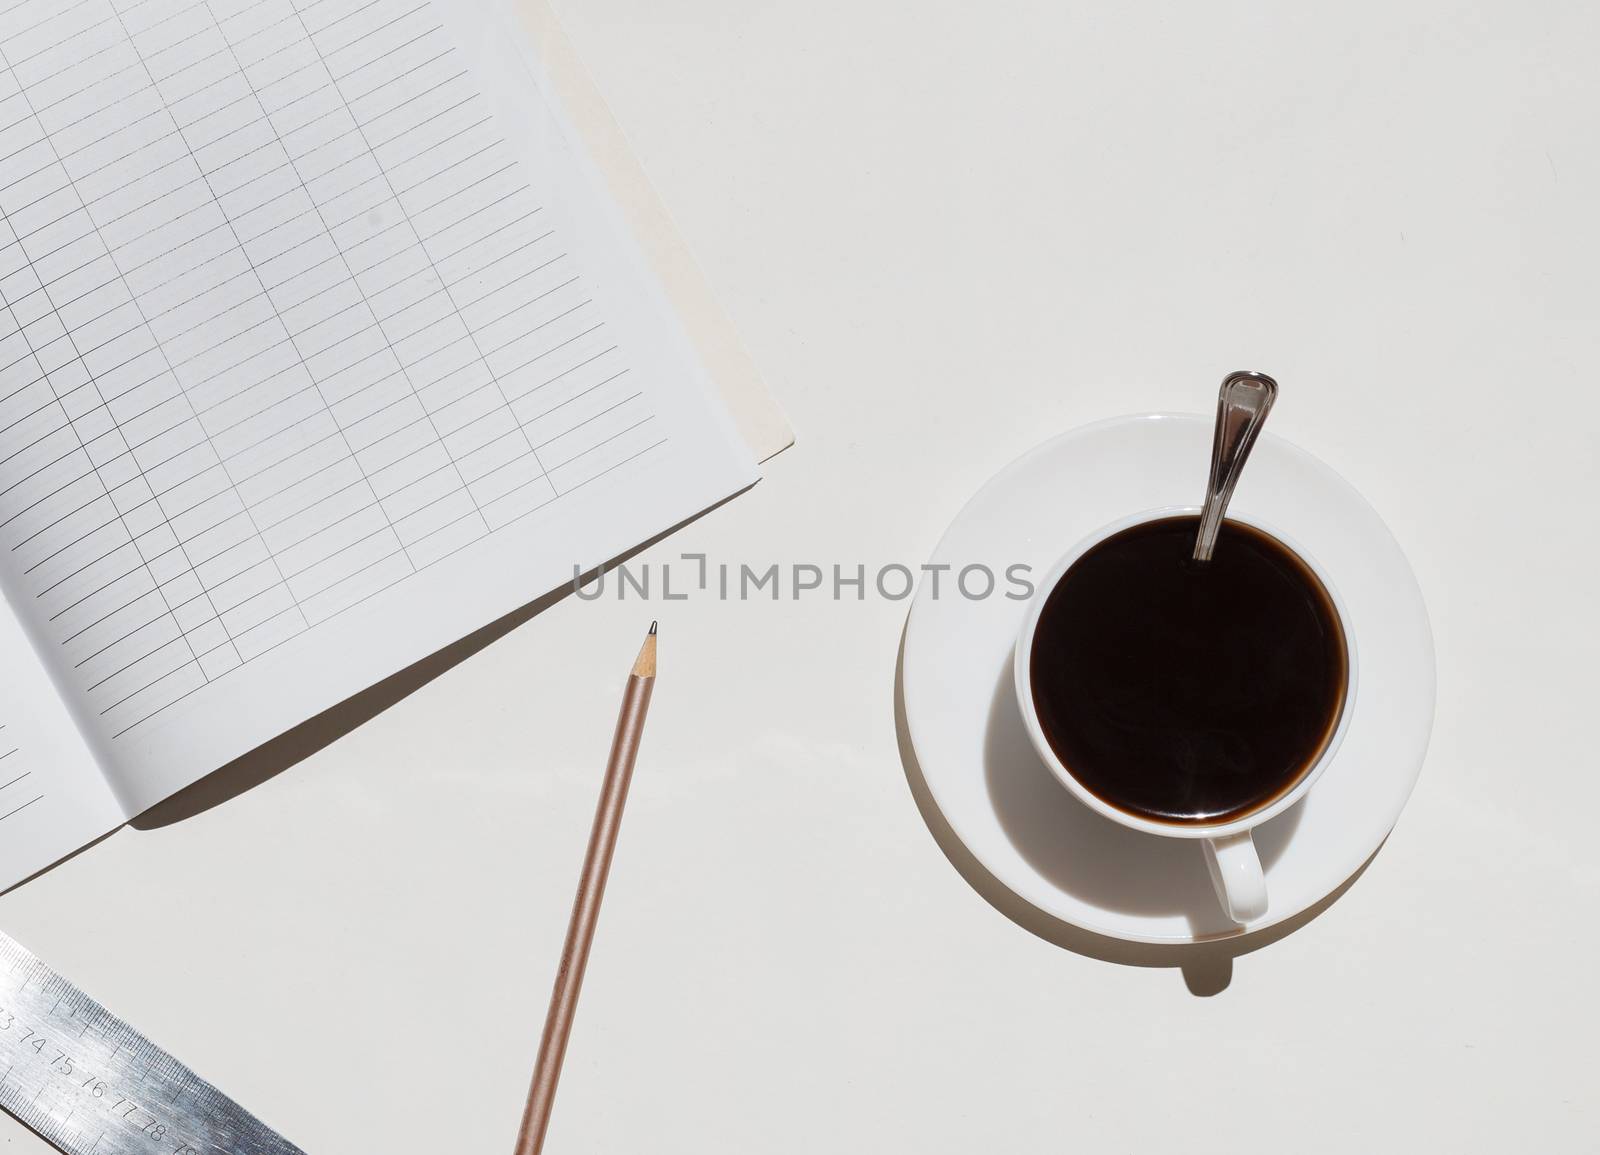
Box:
[1193,370,1278,563]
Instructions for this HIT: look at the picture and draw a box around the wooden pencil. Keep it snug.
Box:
[513,622,658,1155]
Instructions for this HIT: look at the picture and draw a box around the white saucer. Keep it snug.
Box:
[902,414,1435,944]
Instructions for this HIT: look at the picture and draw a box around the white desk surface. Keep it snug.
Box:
[4,1,1596,1151]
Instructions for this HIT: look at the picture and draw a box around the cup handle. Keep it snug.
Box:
[1203,831,1267,924]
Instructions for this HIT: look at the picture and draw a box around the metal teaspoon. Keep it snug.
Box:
[1192,370,1279,563]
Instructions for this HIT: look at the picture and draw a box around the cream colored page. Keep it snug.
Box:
[496,0,794,461]
[0,0,757,813]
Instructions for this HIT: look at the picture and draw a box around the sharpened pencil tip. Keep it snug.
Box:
[633,626,657,677]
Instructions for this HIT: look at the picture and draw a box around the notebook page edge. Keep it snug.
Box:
[0,579,126,894]
[501,0,794,461]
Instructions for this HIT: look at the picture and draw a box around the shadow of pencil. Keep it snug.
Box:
[130,497,744,830]
[892,625,1377,996]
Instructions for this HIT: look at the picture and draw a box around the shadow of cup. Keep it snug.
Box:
[895,627,1375,995]
[984,667,1303,928]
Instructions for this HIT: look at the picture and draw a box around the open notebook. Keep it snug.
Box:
[0,0,785,891]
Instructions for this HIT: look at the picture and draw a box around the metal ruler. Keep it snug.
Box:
[0,931,304,1155]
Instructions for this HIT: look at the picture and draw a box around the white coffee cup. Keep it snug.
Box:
[1013,507,1357,925]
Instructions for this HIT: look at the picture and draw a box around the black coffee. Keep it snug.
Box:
[1029,515,1347,825]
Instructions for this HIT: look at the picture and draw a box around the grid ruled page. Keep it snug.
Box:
[0,0,756,807]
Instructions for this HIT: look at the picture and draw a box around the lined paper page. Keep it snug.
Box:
[0,600,123,890]
[0,0,756,810]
